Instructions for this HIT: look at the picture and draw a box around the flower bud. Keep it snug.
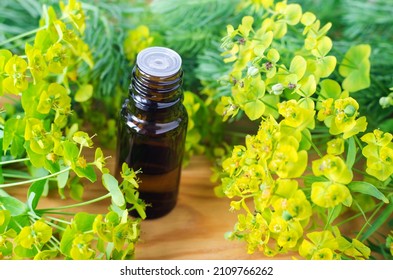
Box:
[247,66,259,77]
[343,104,356,117]
[379,96,392,109]
[272,83,284,95]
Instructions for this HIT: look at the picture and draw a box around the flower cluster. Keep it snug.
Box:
[361,129,393,181]
[221,116,312,255]
[0,1,144,260]
[299,228,370,260]
[123,25,154,64]
[215,0,392,259]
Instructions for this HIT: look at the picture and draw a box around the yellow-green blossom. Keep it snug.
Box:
[3,55,28,94]
[361,129,393,181]
[312,154,353,184]
[46,42,71,73]
[26,44,48,83]
[311,181,352,208]
[70,233,95,260]
[330,97,367,138]
[299,230,339,260]
[327,138,344,155]
[311,155,353,208]
[278,99,315,131]
[60,0,86,33]
[123,25,154,64]
[269,136,308,178]
[15,220,52,249]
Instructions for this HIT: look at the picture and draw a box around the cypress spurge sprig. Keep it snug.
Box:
[215,0,392,259]
[0,0,145,260]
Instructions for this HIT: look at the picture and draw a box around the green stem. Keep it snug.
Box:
[0,158,30,166]
[2,172,33,180]
[302,131,323,157]
[335,212,364,227]
[0,26,46,47]
[0,167,71,188]
[356,202,384,240]
[354,135,364,150]
[38,193,111,212]
[352,168,374,179]
[45,215,72,225]
[28,211,67,232]
[37,210,76,216]
[48,237,61,250]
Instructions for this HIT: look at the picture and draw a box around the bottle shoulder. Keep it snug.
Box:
[121,106,188,136]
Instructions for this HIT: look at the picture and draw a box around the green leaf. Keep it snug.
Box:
[27,179,47,211]
[74,165,97,183]
[75,84,93,102]
[0,209,11,233]
[298,75,316,97]
[311,36,332,57]
[102,173,125,208]
[73,212,96,232]
[24,141,46,168]
[69,180,84,201]
[339,44,371,92]
[244,100,265,121]
[60,226,77,256]
[348,181,389,203]
[57,165,69,189]
[289,55,306,80]
[328,204,343,225]
[14,245,38,258]
[0,196,28,216]
[346,137,356,170]
[319,79,341,99]
[284,4,302,25]
[62,141,79,165]
[3,116,25,157]
[361,196,393,241]
[316,56,336,78]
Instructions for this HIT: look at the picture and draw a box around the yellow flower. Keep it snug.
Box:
[60,0,86,33]
[269,136,308,178]
[70,233,95,260]
[269,214,287,234]
[299,230,339,260]
[312,154,353,184]
[330,97,367,139]
[327,138,344,155]
[46,42,71,73]
[15,220,52,249]
[317,98,334,121]
[123,25,154,64]
[26,44,48,83]
[3,55,28,94]
[278,99,315,131]
[361,129,393,181]
[364,146,393,181]
[361,129,392,147]
[311,181,352,208]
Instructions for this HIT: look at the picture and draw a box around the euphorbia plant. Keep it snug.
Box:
[213,0,393,259]
[0,0,145,260]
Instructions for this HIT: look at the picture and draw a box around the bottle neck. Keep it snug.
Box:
[130,66,183,110]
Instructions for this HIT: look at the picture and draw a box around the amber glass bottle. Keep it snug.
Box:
[117,47,188,219]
